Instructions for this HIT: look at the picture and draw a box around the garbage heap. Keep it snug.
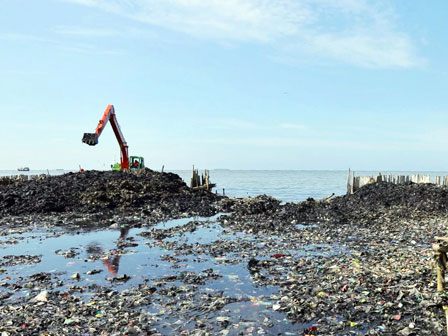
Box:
[224,181,448,232]
[0,169,222,218]
[326,181,448,224]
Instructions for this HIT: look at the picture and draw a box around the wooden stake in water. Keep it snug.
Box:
[347,169,351,195]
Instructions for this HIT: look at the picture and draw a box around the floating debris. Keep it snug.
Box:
[0,254,42,267]
[55,248,80,258]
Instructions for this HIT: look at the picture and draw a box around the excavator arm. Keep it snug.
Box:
[82,105,130,170]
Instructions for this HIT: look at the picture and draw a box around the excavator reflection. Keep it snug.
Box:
[86,227,130,277]
[102,227,129,276]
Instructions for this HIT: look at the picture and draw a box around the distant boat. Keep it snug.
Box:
[17,167,30,171]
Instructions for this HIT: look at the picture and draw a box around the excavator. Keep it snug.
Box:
[82,104,145,171]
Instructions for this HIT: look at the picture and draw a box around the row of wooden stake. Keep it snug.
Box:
[347,169,448,194]
[190,167,215,191]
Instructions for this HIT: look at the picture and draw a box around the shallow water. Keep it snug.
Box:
[0,215,327,334]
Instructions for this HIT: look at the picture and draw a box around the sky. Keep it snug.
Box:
[1,0,448,171]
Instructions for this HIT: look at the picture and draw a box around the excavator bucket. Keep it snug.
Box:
[82,133,99,146]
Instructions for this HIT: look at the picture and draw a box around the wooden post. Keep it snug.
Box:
[191,165,197,188]
[442,252,448,292]
[351,172,358,193]
[351,172,354,194]
[352,176,359,192]
[438,255,445,292]
[347,169,351,194]
[161,165,164,173]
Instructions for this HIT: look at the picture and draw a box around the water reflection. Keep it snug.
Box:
[85,227,130,276]
[103,227,130,276]
[86,242,102,255]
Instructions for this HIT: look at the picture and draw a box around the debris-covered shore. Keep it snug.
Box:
[0,169,224,223]
[1,170,448,335]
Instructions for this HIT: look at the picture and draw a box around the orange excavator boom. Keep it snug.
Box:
[82,105,130,170]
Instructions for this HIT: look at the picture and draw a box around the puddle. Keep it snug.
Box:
[296,223,318,229]
[165,223,225,245]
[0,214,346,334]
[221,301,315,335]
[153,213,222,230]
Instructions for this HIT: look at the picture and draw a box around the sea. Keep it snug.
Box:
[1,169,448,202]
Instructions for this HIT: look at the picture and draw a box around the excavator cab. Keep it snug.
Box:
[111,156,144,170]
[111,163,121,171]
[130,156,145,170]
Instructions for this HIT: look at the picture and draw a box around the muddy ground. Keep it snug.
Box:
[0,170,448,335]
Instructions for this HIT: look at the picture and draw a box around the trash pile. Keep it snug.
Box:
[262,217,445,336]
[222,182,448,233]
[1,212,447,335]
[0,169,222,220]
[327,181,448,224]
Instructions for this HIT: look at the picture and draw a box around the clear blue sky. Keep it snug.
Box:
[1,0,448,170]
